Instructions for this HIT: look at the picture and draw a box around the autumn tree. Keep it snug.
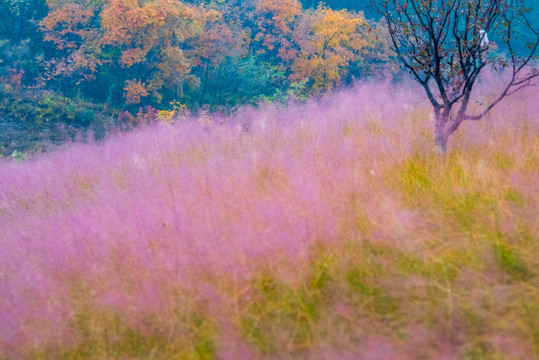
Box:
[190,6,241,106]
[290,6,369,92]
[100,0,203,104]
[254,0,302,60]
[377,0,539,154]
[39,0,103,84]
[348,19,398,79]
[186,0,299,107]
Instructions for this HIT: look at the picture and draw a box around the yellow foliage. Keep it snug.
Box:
[311,6,364,51]
[158,101,188,123]
[291,6,367,92]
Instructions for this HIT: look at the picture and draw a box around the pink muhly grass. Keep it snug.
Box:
[0,76,538,358]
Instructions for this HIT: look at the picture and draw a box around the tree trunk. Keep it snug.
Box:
[199,63,209,107]
[434,100,470,155]
[435,129,449,155]
[434,112,450,155]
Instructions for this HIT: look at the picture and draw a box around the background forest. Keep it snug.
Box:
[2,1,539,358]
[0,0,400,157]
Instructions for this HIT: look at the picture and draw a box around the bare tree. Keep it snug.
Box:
[376,0,539,154]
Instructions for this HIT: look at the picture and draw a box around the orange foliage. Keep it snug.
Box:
[124,79,149,104]
[37,0,395,105]
[40,3,95,50]
[101,0,197,66]
[257,0,301,32]
[190,7,238,66]
[101,0,203,100]
[255,0,301,57]
[40,2,103,82]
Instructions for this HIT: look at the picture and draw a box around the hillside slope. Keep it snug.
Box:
[1,81,538,359]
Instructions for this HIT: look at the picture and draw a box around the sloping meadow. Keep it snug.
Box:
[1,80,538,359]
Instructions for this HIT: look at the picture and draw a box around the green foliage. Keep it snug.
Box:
[0,85,116,156]
[493,243,532,281]
[191,56,288,109]
[241,273,323,354]
[259,78,309,104]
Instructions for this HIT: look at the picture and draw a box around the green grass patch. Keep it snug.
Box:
[493,243,532,281]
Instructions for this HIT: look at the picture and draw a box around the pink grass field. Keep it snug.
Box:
[1,78,539,359]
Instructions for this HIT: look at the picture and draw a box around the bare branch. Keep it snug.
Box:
[465,71,539,120]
